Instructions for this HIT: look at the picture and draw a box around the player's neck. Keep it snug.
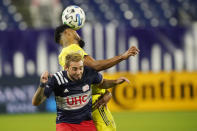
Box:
[63,39,79,47]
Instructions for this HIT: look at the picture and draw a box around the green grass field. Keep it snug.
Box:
[1,111,197,131]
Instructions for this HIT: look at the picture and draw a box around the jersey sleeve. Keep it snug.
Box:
[58,44,88,69]
[92,71,103,84]
[44,76,57,98]
[76,45,88,56]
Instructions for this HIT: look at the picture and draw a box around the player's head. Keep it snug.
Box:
[65,53,84,81]
[54,24,85,48]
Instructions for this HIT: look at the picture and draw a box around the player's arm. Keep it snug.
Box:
[84,46,139,71]
[93,89,112,109]
[98,77,130,89]
[32,71,49,106]
[93,77,129,109]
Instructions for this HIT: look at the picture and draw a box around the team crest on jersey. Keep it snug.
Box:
[82,84,89,92]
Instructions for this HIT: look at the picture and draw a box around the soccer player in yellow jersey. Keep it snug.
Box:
[54,24,139,131]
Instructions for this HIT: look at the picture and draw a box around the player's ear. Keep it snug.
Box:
[64,65,68,71]
[59,34,64,46]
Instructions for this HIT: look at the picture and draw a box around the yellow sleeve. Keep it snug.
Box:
[92,85,106,104]
[58,44,88,69]
[92,85,106,95]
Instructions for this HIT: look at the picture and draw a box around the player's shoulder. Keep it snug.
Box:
[68,44,81,49]
[52,70,68,86]
[84,66,97,75]
[84,66,95,71]
[60,44,79,52]
[84,66,103,84]
[61,44,86,54]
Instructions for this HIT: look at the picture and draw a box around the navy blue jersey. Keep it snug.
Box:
[44,66,103,124]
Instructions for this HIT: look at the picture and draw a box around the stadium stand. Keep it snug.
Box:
[0,0,197,30]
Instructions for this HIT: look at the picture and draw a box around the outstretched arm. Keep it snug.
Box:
[32,71,49,106]
[98,77,130,89]
[93,90,112,109]
[93,77,129,109]
[84,46,139,71]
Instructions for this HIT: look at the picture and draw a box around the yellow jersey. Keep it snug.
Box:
[59,44,88,68]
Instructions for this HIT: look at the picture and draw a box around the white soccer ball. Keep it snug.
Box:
[62,5,86,30]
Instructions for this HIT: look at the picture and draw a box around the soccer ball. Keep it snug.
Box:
[62,5,86,30]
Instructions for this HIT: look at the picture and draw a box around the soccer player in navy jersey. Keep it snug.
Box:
[32,53,129,131]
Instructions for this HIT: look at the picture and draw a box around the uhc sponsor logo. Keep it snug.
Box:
[56,92,91,110]
[66,95,88,105]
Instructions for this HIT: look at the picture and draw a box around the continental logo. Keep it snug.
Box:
[103,72,197,110]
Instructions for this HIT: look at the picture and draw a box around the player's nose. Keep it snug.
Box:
[76,70,82,75]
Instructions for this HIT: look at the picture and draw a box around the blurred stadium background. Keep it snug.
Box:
[0,0,197,131]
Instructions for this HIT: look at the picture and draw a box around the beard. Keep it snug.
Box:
[70,75,82,82]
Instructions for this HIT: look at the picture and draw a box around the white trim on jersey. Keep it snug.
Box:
[60,71,68,83]
[54,71,68,85]
[54,74,61,85]
[64,78,68,83]
[57,72,65,84]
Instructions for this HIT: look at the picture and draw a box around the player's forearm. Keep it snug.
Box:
[104,90,112,100]
[84,55,124,71]
[95,55,124,71]
[98,79,118,89]
[32,87,46,106]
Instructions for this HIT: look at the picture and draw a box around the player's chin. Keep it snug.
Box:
[74,76,82,80]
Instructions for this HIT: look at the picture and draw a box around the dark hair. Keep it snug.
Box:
[54,24,71,44]
[78,39,85,48]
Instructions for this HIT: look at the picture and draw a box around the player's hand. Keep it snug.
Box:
[122,46,140,60]
[115,77,130,85]
[93,91,112,109]
[40,71,50,84]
